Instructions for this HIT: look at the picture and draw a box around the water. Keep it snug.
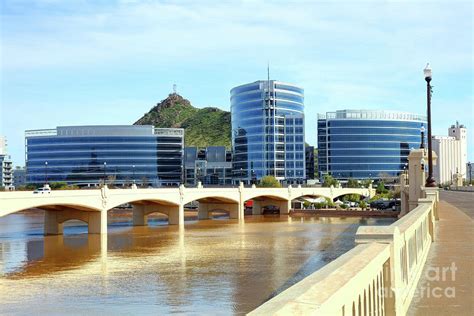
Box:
[0,211,394,315]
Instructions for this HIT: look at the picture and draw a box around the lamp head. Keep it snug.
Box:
[424,63,432,79]
[420,125,425,133]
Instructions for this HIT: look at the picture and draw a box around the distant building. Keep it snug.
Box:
[184,146,233,186]
[25,125,184,187]
[231,80,305,184]
[305,145,315,180]
[318,110,427,181]
[0,136,13,189]
[13,166,26,187]
[432,122,468,184]
[467,162,473,183]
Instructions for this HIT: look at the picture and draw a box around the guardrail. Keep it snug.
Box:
[250,190,438,316]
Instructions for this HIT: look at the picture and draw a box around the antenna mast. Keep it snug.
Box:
[173,84,177,94]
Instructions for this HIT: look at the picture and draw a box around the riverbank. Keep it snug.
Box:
[290,209,400,218]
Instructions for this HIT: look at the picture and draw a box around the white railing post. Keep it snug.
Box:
[355,226,400,315]
[418,198,436,242]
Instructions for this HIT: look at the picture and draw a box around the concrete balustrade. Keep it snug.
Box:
[250,191,439,316]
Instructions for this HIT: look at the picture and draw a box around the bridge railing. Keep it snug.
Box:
[250,191,438,316]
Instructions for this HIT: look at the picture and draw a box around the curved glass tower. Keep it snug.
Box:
[25,125,184,186]
[231,80,305,183]
[317,110,427,180]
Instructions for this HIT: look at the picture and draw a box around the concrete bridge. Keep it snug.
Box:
[0,184,374,235]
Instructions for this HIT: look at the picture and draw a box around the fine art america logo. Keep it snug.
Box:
[417,262,457,299]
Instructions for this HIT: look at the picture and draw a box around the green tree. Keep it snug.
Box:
[322,174,339,187]
[50,182,68,190]
[342,194,361,202]
[325,197,335,208]
[347,178,360,188]
[376,181,388,194]
[257,176,282,188]
[359,200,368,209]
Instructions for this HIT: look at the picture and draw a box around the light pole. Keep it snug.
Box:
[132,165,136,184]
[468,162,472,185]
[424,63,436,187]
[240,168,243,184]
[103,162,107,185]
[44,161,48,185]
[420,124,425,149]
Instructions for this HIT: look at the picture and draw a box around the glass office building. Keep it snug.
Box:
[318,110,427,180]
[231,80,305,183]
[25,125,184,186]
[184,146,233,186]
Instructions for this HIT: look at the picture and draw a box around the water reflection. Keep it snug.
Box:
[0,213,394,315]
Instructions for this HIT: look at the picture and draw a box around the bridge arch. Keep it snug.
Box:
[332,192,368,202]
[0,202,102,218]
[127,199,181,226]
[244,194,291,215]
[188,195,240,221]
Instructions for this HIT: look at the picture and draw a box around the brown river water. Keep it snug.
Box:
[0,211,394,315]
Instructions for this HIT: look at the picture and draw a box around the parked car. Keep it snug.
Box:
[370,199,399,210]
[33,186,51,194]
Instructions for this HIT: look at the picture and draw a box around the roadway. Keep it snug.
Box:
[439,189,474,219]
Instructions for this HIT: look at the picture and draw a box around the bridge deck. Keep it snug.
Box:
[408,192,474,315]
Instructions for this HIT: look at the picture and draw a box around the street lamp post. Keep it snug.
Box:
[132,165,136,184]
[420,124,425,149]
[468,162,472,185]
[44,161,48,185]
[424,63,436,187]
[240,168,243,184]
[103,162,107,185]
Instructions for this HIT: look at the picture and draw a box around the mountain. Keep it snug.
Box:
[134,93,231,148]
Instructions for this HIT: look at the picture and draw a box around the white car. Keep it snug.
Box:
[33,187,51,194]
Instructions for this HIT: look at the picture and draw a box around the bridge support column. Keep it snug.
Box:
[279,200,292,215]
[239,201,245,219]
[252,200,262,215]
[44,210,63,235]
[89,210,107,234]
[198,203,210,220]
[132,205,147,226]
[168,205,183,225]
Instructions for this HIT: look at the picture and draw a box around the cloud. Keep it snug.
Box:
[1,0,472,164]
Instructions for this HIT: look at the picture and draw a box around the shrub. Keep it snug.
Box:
[376,181,388,194]
[257,176,281,188]
[347,178,360,188]
[322,175,338,188]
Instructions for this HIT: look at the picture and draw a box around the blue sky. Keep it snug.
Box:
[1,0,472,165]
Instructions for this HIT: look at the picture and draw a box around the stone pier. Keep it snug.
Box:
[44,208,107,235]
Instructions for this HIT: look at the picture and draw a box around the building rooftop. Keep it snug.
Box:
[25,125,184,137]
[318,109,426,122]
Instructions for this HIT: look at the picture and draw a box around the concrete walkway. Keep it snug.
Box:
[408,194,473,315]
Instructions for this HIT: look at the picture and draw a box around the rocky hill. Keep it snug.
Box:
[134,93,231,148]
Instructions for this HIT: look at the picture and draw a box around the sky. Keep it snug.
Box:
[1,0,472,166]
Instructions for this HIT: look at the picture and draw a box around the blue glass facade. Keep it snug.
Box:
[26,126,184,186]
[231,80,305,183]
[318,110,427,180]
